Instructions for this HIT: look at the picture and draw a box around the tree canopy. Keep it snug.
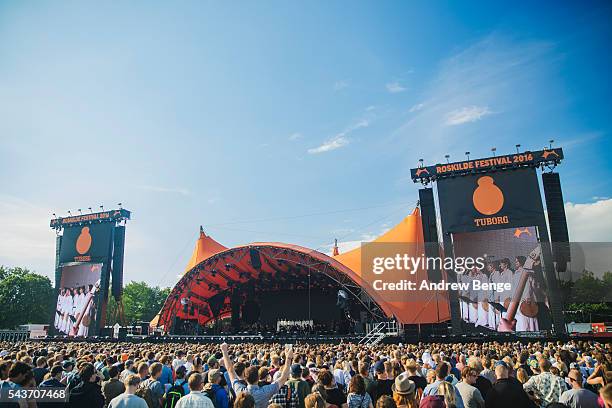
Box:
[106,281,170,325]
[0,266,54,329]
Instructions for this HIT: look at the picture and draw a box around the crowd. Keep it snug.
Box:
[0,339,610,408]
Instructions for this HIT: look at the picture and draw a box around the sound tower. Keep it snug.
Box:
[542,172,570,272]
[419,188,442,282]
[112,226,126,299]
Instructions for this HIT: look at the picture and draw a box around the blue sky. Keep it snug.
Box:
[1,1,610,287]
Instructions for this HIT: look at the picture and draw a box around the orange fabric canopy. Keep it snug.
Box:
[333,207,450,324]
[184,227,228,273]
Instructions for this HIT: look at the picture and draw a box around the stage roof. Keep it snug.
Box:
[152,207,450,329]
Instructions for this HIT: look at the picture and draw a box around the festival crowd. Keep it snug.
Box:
[0,339,610,408]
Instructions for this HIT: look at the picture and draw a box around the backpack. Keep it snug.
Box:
[136,380,155,408]
[164,380,187,408]
[269,383,299,408]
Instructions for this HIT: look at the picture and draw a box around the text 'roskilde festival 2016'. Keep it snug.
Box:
[368,253,512,294]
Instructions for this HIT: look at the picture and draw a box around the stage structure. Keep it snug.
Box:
[50,208,130,337]
[411,146,568,336]
[154,210,451,335]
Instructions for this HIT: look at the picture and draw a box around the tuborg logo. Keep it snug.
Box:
[472,176,504,215]
[472,175,510,227]
[75,226,92,255]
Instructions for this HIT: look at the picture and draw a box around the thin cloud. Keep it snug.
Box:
[138,185,191,196]
[288,132,302,141]
[409,103,425,113]
[307,119,369,154]
[386,81,406,93]
[334,80,349,91]
[445,106,492,125]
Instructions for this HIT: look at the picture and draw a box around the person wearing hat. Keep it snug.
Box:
[203,369,229,408]
[287,363,311,408]
[391,373,417,408]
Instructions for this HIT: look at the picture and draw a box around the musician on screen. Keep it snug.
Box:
[512,256,539,331]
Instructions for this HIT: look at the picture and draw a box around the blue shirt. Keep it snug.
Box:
[160,365,173,386]
[423,380,465,408]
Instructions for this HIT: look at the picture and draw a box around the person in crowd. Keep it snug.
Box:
[137,362,149,381]
[68,362,105,408]
[109,374,149,408]
[366,361,393,404]
[437,381,457,408]
[159,355,174,388]
[455,367,484,408]
[234,392,255,408]
[422,363,464,408]
[320,369,348,408]
[103,365,126,407]
[40,364,64,388]
[346,375,373,408]
[175,372,214,408]
[221,342,293,408]
[485,361,535,408]
[390,373,417,408]
[516,368,530,385]
[120,360,136,383]
[142,362,165,408]
[173,365,191,396]
[306,392,328,408]
[600,383,612,408]
[559,369,599,408]
[32,356,48,385]
[288,363,312,408]
[203,369,229,408]
[523,357,566,407]
[467,357,491,400]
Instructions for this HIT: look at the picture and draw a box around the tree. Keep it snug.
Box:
[0,266,54,329]
[106,281,170,325]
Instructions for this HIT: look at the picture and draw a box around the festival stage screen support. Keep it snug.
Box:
[54,263,103,337]
[452,226,551,333]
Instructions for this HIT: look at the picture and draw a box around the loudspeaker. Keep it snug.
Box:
[208,293,226,317]
[419,188,442,282]
[241,300,260,324]
[112,226,126,300]
[542,172,570,272]
[249,248,262,269]
[54,235,62,289]
[230,290,241,330]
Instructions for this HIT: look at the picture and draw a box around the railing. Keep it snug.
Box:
[0,330,30,342]
[359,321,399,345]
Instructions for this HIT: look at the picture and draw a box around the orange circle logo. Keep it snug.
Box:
[76,227,92,255]
[472,176,504,215]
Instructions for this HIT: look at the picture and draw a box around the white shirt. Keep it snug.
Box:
[175,391,215,408]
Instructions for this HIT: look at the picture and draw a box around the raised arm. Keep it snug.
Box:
[220,343,237,383]
[275,345,294,388]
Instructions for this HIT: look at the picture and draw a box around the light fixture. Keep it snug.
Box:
[515,144,521,153]
[445,154,450,163]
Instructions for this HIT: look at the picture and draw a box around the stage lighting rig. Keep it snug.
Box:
[445,154,450,163]
[515,144,521,153]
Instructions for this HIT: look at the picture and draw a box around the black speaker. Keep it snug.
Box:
[208,293,226,317]
[112,226,126,300]
[542,172,570,272]
[249,248,262,269]
[230,290,241,330]
[419,188,442,282]
[241,300,260,324]
[54,235,62,289]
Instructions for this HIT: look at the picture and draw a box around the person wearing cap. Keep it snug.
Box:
[366,360,393,404]
[287,363,312,408]
[203,369,229,408]
[391,372,417,408]
[172,365,191,396]
[422,363,465,408]
[120,360,136,383]
[485,361,535,408]
[455,367,484,408]
[560,369,599,408]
